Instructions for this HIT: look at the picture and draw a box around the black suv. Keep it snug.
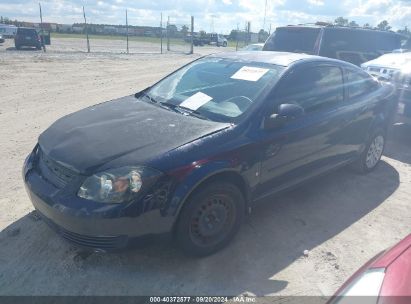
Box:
[263,24,403,66]
[14,27,42,50]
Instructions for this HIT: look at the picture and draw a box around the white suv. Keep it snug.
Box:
[362,52,411,124]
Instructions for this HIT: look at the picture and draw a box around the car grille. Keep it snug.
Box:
[37,148,77,188]
[366,66,398,78]
[40,215,128,250]
[58,227,127,250]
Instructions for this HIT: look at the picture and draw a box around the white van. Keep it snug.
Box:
[0,24,18,38]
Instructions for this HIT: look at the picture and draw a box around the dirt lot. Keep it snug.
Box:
[0,37,410,299]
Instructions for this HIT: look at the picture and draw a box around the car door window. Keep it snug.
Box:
[276,66,344,113]
[346,69,378,99]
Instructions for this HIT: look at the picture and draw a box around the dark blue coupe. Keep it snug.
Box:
[23,52,395,256]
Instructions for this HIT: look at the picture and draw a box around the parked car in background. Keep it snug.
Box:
[23,52,395,257]
[0,34,4,44]
[263,23,403,66]
[241,43,264,51]
[0,24,17,38]
[362,52,411,124]
[193,33,227,47]
[192,34,210,46]
[209,33,228,47]
[14,27,42,50]
[328,234,411,303]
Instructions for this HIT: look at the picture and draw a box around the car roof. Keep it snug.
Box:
[278,24,402,36]
[207,51,352,68]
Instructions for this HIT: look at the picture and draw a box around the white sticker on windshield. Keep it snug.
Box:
[180,92,213,110]
[231,66,269,82]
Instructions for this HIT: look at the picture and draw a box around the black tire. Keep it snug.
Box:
[36,45,42,50]
[176,182,245,257]
[223,41,227,47]
[15,45,21,50]
[352,128,386,174]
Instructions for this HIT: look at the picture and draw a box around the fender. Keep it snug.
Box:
[366,110,389,138]
[166,159,251,223]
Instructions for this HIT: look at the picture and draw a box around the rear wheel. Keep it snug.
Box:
[15,44,21,50]
[176,182,245,257]
[223,41,227,47]
[353,129,385,174]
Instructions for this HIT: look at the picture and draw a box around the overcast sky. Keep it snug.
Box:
[0,0,410,34]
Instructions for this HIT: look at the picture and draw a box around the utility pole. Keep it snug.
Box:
[160,12,163,54]
[167,16,170,51]
[263,0,268,31]
[83,6,90,53]
[247,21,251,45]
[39,2,46,52]
[125,9,129,54]
[190,16,194,54]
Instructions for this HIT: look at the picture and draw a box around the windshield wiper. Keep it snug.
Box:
[161,103,211,121]
[141,94,181,113]
[142,94,211,121]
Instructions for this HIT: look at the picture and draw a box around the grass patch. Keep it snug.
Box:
[51,32,188,45]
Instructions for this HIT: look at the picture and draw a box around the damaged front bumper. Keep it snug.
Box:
[22,150,174,251]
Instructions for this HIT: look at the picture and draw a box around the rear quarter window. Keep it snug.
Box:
[346,69,379,99]
[17,28,38,36]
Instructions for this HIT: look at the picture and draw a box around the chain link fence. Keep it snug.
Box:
[1,8,268,55]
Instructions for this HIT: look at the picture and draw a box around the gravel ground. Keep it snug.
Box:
[0,37,410,300]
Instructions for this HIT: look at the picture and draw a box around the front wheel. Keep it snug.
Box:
[176,182,245,257]
[353,130,385,174]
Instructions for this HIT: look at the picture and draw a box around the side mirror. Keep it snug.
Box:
[264,103,304,129]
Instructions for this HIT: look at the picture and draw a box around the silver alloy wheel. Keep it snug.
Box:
[365,135,384,169]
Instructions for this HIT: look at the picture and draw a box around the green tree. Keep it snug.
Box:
[348,21,359,27]
[363,23,371,28]
[167,24,178,37]
[397,26,410,37]
[180,24,189,36]
[335,17,348,26]
[258,29,269,42]
[377,20,391,31]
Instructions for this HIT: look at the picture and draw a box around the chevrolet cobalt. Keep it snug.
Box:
[23,52,395,256]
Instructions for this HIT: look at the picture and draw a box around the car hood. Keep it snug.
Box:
[362,52,411,71]
[38,95,230,174]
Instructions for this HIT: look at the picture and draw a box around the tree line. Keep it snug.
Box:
[334,17,410,36]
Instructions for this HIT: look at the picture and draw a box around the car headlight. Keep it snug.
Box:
[332,268,385,304]
[77,166,162,204]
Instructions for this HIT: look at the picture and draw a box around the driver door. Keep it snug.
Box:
[254,64,346,199]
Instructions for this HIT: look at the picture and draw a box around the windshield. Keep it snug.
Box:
[17,28,38,36]
[263,27,320,54]
[145,57,284,122]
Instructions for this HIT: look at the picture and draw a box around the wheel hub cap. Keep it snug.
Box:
[366,135,384,169]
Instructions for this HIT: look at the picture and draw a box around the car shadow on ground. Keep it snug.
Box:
[0,160,399,296]
[6,47,41,52]
[385,123,411,164]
